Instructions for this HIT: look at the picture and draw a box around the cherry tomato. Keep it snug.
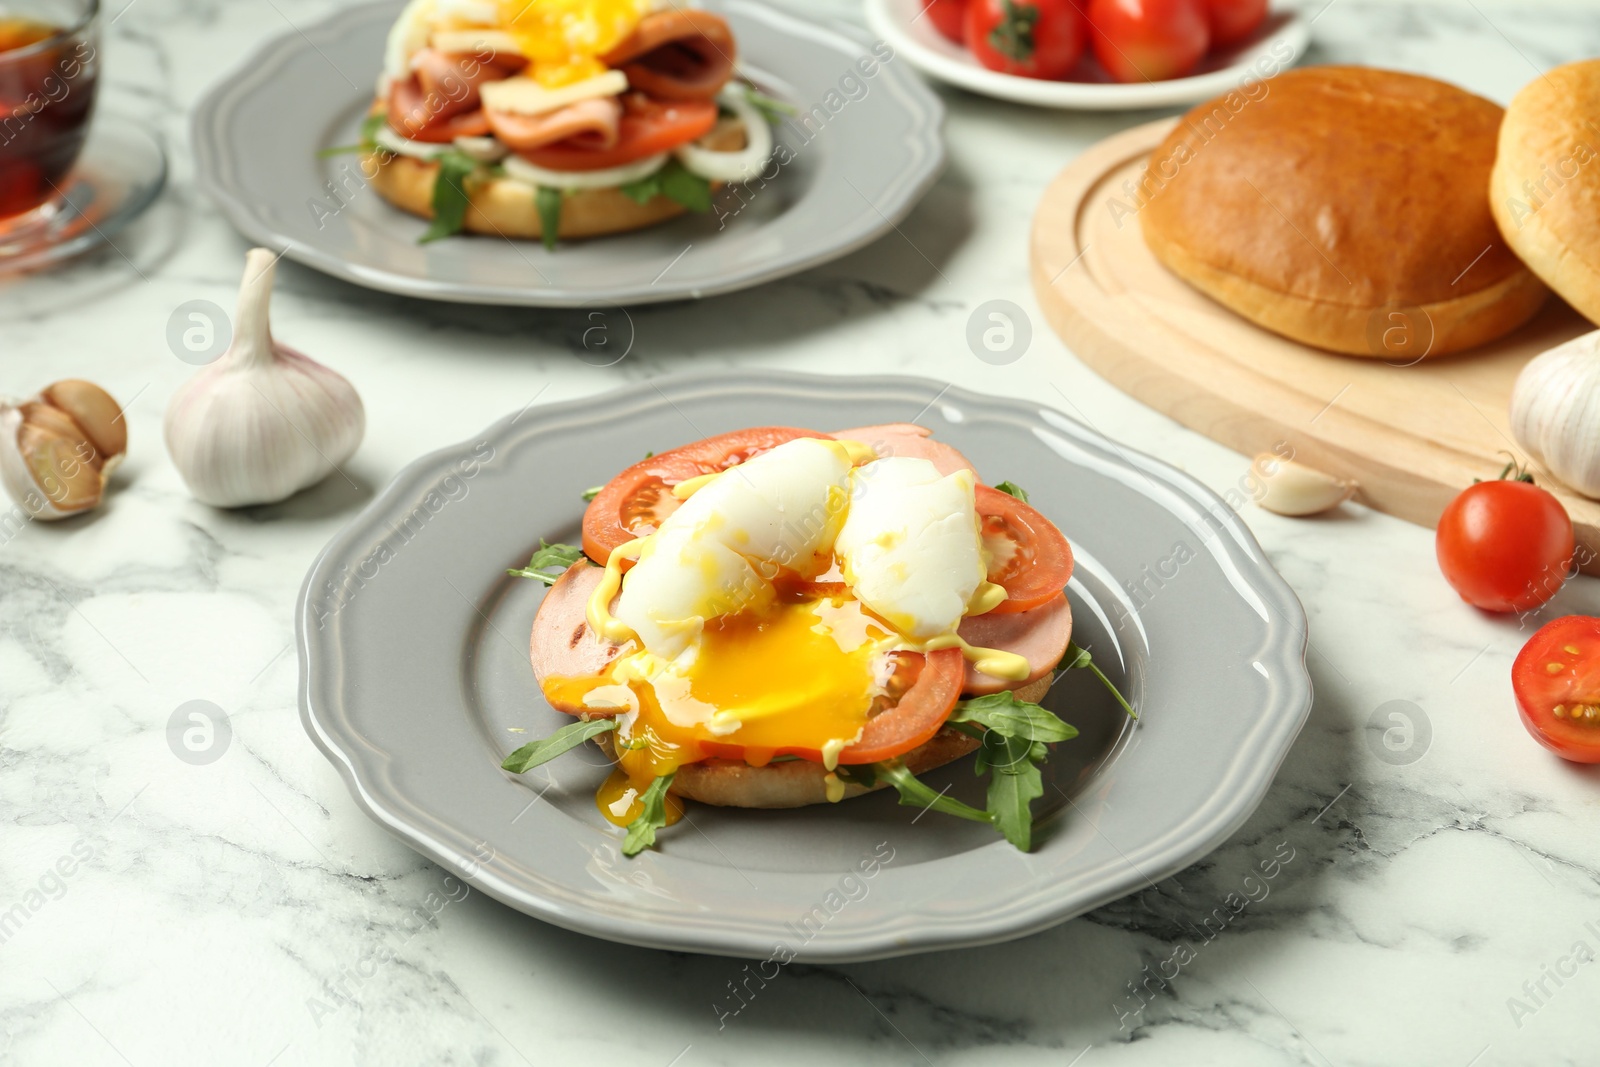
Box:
[1201,0,1268,48]
[1436,475,1573,613]
[1086,0,1209,83]
[582,427,829,564]
[977,484,1075,613]
[518,94,717,171]
[926,0,969,43]
[1512,616,1600,763]
[965,0,1087,80]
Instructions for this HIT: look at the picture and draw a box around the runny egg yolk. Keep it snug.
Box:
[544,595,892,826]
[494,0,648,86]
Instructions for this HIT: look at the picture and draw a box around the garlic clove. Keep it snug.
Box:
[1252,454,1357,516]
[1510,330,1600,498]
[0,379,127,520]
[42,379,127,466]
[164,248,365,508]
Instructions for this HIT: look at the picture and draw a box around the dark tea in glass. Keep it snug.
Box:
[0,2,98,221]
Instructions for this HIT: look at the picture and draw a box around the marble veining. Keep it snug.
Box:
[3,0,1600,1063]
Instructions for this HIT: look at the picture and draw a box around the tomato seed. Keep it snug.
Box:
[1547,662,1565,673]
[1566,645,1582,655]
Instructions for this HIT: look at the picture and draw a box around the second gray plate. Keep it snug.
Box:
[191,0,944,307]
[298,371,1312,962]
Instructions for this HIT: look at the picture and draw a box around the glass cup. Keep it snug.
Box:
[0,0,99,227]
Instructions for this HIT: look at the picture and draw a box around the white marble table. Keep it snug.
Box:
[6,0,1600,1063]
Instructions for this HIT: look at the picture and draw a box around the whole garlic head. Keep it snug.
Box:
[1511,330,1600,499]
[0,379,128,520]
[165,248,365,507]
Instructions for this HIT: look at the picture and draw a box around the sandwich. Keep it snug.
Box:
[503,425,1131,855]
[346,0,783,247]
[1139,66,1548,358]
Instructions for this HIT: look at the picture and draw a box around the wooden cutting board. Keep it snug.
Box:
[1029,118,1600,575]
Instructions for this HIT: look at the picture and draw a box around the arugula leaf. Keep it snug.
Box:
[502,718,618,774]
[507,540,588,584]
[535,186,563,251]
[618,161,711,212]
[581,485,603,502]
[622,772,677,856]
[994,481,1030,503]
[1060,641,1137,719]
[421,149,479,243]
[318,113,389,157]
[744,86,797,125]
[834,763,876,789]
[951,690,1078,742]
[978,730,1044,851]
[874,761,993,825]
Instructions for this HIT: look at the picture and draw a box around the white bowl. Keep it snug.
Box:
[865,0,1310,110]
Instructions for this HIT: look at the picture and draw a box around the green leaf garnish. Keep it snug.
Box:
[744,86,796,125]
[994,481,1030,503]
[874,761,993,825]
[318,113,389,157]
[535,185,563,251]
[951,690,1078,742]
[618,160,711,212]
[622,772,677,856]
[507,540,588,585]
[501,718,618,774]
[581,485,603,502]
[977,730,1044,851]
[1060,641,1137,719]
[421,148,479,243]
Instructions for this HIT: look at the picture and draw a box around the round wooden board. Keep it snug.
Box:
[1029,118,1600,575]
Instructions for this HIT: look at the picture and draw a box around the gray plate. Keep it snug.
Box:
[297,372,1312,962]
[191,0,944,307]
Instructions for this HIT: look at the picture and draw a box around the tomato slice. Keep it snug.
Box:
[582,426,828,564]
[976,485,1074,613]
[695,647,966,766]
[518,93,717,171]
[1512,616,1600,763]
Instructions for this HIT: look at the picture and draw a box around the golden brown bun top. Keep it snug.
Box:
[1142,65,1523,309]
[1498,58,1600,226]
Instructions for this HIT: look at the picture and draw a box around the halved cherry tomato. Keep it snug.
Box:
[1512,616,1600,763]
[977,484,1074,613]
[519,93,717,172]
[582,427,827,564]
[1436,475,1573,613]
[696,647,967,765]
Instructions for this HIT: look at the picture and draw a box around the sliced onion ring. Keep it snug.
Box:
[673,85,773,183]
[501,151,669,191]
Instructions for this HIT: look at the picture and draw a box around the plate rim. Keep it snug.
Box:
[864,0,1310,111]
[191,0,947,307]
[298,370,1313,961]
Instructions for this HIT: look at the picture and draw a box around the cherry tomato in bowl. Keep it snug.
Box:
[1512,616,1600,763]
[1086,0,1210,83]
[965,0,1088,80]
[1201,0,1268,48]
[926,0,969,43]
[1435,470,1574,613]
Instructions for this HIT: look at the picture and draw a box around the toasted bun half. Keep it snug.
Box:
[1141,66,1548,358]
[366,151,692,240]
[1491,59,1600,327]
[591,675,1054,809]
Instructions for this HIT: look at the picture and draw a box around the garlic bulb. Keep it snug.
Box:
[1510,330,1600,498]
[165,248,364,507]
[1252,454,1357,516]
[0,379,127,519]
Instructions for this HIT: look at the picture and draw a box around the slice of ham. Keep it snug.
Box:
[386,50,517,142]
[832,423,978,478]
[530,562,629,713]
[487,96,623,152]
[957,593,1072,695]
[600,10,736,100]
